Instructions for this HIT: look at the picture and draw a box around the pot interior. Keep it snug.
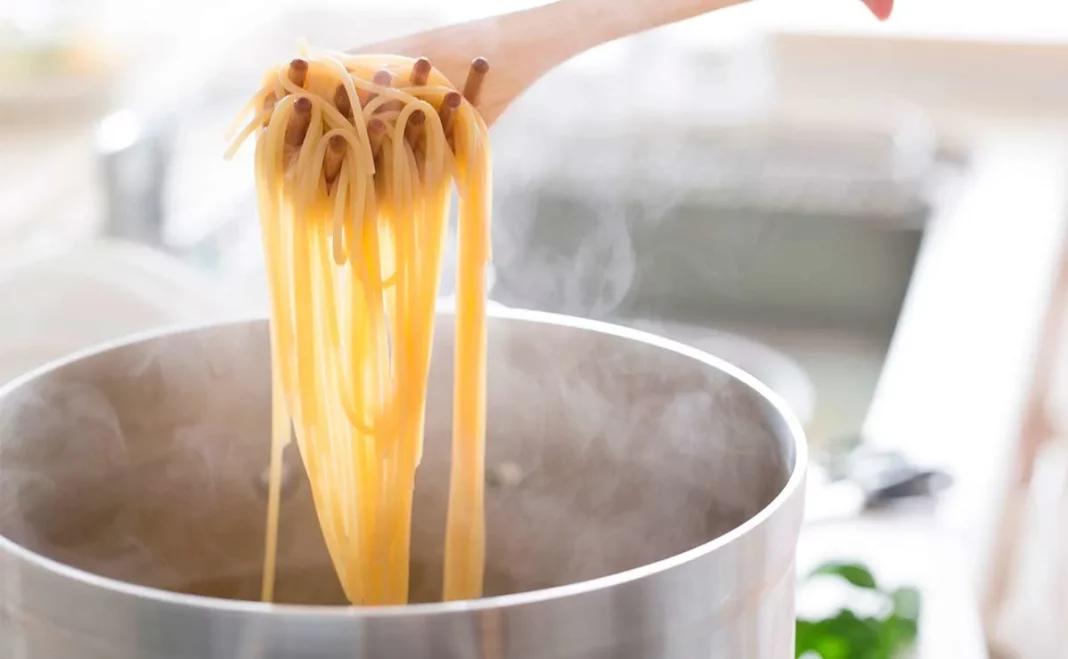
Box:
[0,315,794,605]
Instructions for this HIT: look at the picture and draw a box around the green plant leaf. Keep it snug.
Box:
[879,613,919,653]
[796,619,852,659]
[807,561,879,590]
[827,610,883,657]
[797,561,921,658]
[795,619,822,656]
[891,586,921,621]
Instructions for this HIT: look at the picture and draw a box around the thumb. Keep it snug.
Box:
[862,0,894,21]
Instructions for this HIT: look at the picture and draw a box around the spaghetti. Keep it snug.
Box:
[227,48,491,605]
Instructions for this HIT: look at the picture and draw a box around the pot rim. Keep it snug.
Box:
[0,306,808,618]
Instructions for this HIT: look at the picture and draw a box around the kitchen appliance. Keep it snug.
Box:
[0,309,806,658]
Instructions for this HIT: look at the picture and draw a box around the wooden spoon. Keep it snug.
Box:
[352,0,893,127]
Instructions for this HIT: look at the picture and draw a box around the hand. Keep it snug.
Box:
[862,0,893,20]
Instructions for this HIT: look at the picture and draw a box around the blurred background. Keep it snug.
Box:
[2,0,1068,656]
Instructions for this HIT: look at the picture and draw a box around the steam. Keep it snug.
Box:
[0,34,810,613]
[462,317,792,598]
[492,191,637,318]
[0,300,795,608]
[0,380,132,548]
[0,322,313,598]
[489,81,644,318]
[452,38,808,599]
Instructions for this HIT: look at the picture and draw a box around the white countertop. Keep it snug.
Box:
[838,130,1067,658]
[799,507,989,659]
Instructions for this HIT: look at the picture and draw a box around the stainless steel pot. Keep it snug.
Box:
[0,309,806,659]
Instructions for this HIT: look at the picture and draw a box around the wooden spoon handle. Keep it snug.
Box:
[358,0,891,125]
[356,0,753,126]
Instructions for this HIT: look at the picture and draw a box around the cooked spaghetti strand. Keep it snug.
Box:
[228,50,491,606]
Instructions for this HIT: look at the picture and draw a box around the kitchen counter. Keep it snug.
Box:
[851,130,1067,657]
[799,508,989,659]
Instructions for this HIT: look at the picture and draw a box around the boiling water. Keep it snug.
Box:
[0,317,788,606]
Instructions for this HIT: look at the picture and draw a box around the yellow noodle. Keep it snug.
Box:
[228,50,490,605]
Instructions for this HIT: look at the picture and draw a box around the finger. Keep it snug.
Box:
[862,0,893,21]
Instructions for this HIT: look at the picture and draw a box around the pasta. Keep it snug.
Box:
[226,48,491,605]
